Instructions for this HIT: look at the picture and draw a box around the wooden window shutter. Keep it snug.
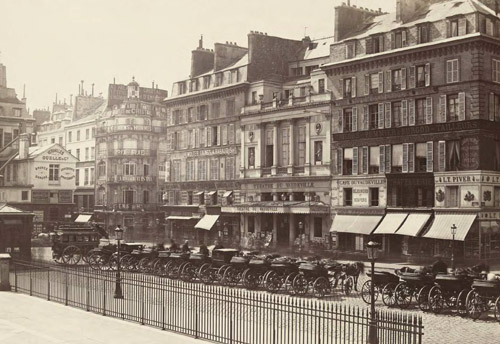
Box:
[391,32,396,49]
[352,107,358,132]
[364,74,370,96]
[339,79,344,99]
[425,63,431,86]
[217,126,221,146]
[385,144,391,173]
[401,68,407,90]
[426,141,434,172]
[458,17,467,35]
[378,103,385,129]
[385,70,392,92]
[458,92,466,121]
[378,71,384,93]
[352,77,357,98]
[408,143,415,173]
[490,92,496,121]
[363,105,369,130]
[337,110,343,133]
[385,102,392,128]
[446,20,451,38]
[366,37,373,54]
[165,161,171,182]
[353,147,359,175]
[402,100,408,126]
[402,143,409,173]
[402,30,407,47]
[207,127,212,147]
[426,97,433,124]
[409,99,416,126]
[438,140,446,172]
[409,66,416,88]
[439,94,447,123]
[362,146,369,174]
[337,149,343,175]
[379,145,386,174]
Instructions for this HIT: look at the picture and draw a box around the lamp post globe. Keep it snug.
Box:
[114,225,124,299]
[366,241,381,344]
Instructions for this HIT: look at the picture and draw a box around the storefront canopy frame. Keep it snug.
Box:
[75,214,92,223]
[395,213,431,237]
[330,215,383,235]
[195,215,220,231]
[423,213,477,241]
[166,216,196,221]
[372,213,408,235]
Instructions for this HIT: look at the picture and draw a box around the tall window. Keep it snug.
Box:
[98,162,106,177]
[297,126,306,166]
[198,159,207,180]
[343,78,352,98]
[448,94,459,121]
[172,160,181,182]
[143,190,149,203]
[369,104,379,129]
[84,168,89,185]
[210,158,219,180]
[318,79,325,93]
[314,218,323,237]
[369,188,379,206]
[85,147,89,161]
[124,162,136,176]
[392,101,402,127]
[447,140,461,171]
[77,130,81,141]
[186,160,194,181]
[281,128,290,166]
[203,76,210,89]
[344,188,353,206]
[416,98,426,125]
[493,59,500,83]
[211,102,220,119]
[450,19,459,37]
[75,169,80,186]
[123,190,135,204]
[446,59,459,83]
[445,186,459,207]
[392,69,402,91]
[343,108,353,132]
[417,24,429,44]
[225,157,235,180]
[265,129,273,167]
[248,216,255,233]
[143,164,150,176]
[416,65,426,88]
[226,98,235,116]
[415,143,428,172]
[49,164,59,182]
[86,129,90,140]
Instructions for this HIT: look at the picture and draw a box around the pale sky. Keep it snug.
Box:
[0,0,395,111]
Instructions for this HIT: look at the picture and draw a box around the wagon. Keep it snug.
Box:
[263,257,300,293]
[198,248,240,285]
[428,273,475,315]
[51,229,101,265]
[241,255,277,290]
[180,252,211,282]
[221,254,253,287]
[164,252,191,279]
[291,262,331,298]
[394,272,435,310]
[465,279,500,320]
[152,251,172,276]
[361,271,400,306]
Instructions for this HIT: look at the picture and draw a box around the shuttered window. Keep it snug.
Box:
[438,141,446,172]
[402,143,409,173]
[362,105,369,130]
[425,97,433,124]
[493,59,500,83]
[440,95,448,122]
[379,145,386,174]
[362,146,369,174]
[337,149,343,175]
[408,99,415,126]
[385,145,392,173]
[426,141,434,172]
[446,59,459,83]
[352,147,359,175]
[385,102,392,128]
[352,107,358,132]
[378,103,385,129]
[408,143,415,173]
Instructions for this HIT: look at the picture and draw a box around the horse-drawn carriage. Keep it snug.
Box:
[393,270,435,310]
[361,271,400,306]
[51,224,102,265]
[465,278,500,320]
[427,272,477,315]
[198,248,240,285]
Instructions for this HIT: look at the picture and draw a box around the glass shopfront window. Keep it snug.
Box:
[481,220,500,259]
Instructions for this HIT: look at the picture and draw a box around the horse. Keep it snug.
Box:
[330,261,365,291]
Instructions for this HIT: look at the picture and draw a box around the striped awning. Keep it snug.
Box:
[195,215,219,231]
[395,213,431,237]
[373,213,408,235]
[330,215,383,235]
[423,213,477,241]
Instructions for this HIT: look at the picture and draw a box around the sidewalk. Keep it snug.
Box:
[0,292,207,344]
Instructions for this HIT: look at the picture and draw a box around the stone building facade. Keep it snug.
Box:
[327,0,500,261]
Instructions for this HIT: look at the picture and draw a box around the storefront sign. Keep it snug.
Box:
[60,167,75,180]
[242,180,330,191]
[435,174,500,185]
[33,210,44,223]
[338,178,386,186]
[112,149,150,156]
[352,188,369,206]
[31,190,50,203]
[35,166,48,179]
[58,190,73,204]
[186,147,237,158]
[222,205,329,214]
[163,181,241,191]
[108,175,155,183]
[41,148,69,161]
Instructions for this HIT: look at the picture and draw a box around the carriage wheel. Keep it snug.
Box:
[62,246,82,265]
[284,273,298,296]
[152,258,165,276]
[262,270,272,285]
[265,271,282,293]
[382,283,397,307]
[243,269,261,290]
[456,289,469,317]
[343,276,354,296]
[360,281,378,304]
[217,265,230,284]
[428,286,445,314]
[198,264,212,284]
[494,296,500,322]
[181,262,196,282]
[394,283,412,309]
[222,266,240,287]
[86,252,99,270]
[417,285,431,312]
[313,277,330,299]
[292,274,309,296]
[466,290,484,320]
[138,257,151,273]
[95,254,110,271]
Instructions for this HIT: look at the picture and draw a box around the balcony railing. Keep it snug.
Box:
[106,175,157,183]
[243,92,332,115]
[96,125,166,135]
[262,167,272,176]
[105,149,157,157]
[94,203,159,211]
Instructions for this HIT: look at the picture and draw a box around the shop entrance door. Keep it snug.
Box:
[277,214,289,247]
[387,235,403,256]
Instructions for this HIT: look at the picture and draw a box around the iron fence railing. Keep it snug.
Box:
[9,260,423,344]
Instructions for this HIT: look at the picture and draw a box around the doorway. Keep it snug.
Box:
[276,214,289,246]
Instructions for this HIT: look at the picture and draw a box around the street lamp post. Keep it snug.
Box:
[366,241,381,344]
[114,225,124,299]
[451,224,457,271]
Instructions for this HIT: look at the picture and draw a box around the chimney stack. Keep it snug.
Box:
[18,133,30,160]
[81,80,84,95]
[334,3,380,42]
[198,34,203,49]
[91,83,94,96]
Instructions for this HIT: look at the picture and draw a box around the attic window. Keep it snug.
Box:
[391,29,407,49]
[417,24,430,44]
[366,35,384,54]
[345,41,356,59]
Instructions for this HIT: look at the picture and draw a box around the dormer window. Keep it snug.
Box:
[417,24,430,44]
[450,19,459,37]
[215,73,223,87]
[366,35,384,54]
[189,79,198,92]
[291,67,303,76]
[345,41,356,59]
[178,82,186,95]
[391,30,407,49]
[203,76,210,89]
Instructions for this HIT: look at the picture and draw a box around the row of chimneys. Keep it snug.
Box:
[250,31,268,35]
[77,80,95,96]
[341,1,383,13]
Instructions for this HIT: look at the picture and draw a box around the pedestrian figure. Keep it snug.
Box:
[213,240,224,251]
[181,240,191,253]
[169,239,179,252]
[199,241,209,255]
[431,256,448,274]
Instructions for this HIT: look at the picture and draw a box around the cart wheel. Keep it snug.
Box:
[456,289,469,317]
[62,246,82,265]
[466,290,484,320]
[292,274,308,296]
[138,257,151,273]
[382,283,397,307]
[265,271,282,293]
[417,285,431,312]
[243,269,260,290]
[222,266,239,287]
[428,286,444,314]
[284,272,298,296]
[343,276,354,296]
[181,262,196,282]
[394,283,412,309]
[360,281,374,304]
[313,277,330,299]
[494,296,500,322]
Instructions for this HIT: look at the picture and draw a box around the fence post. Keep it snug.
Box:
[103,276,106,316]
[86,275,90,312]
[64,269,68,306]
[14,260,17,292]
[0,254,11,291]
[47,268,50,301]
[141,279,145,325]
[195,283,199,339]
[29,262,32,296]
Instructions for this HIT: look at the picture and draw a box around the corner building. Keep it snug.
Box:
[94,79,168,240]
[327,0,500,262]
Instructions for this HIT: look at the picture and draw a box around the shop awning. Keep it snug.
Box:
[373,213,408,235]
[423,213,477,241]
[207,191,217,196]
[194,191,204,196]
[195,215,219,231]
[395,213,431,237]
[75,214,92,223]
[223,191,233,198]
[222,201,330,214]
[166,216,195,221]
[330,215,383,235]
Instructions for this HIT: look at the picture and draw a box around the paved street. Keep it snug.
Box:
[0,292,206,344]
